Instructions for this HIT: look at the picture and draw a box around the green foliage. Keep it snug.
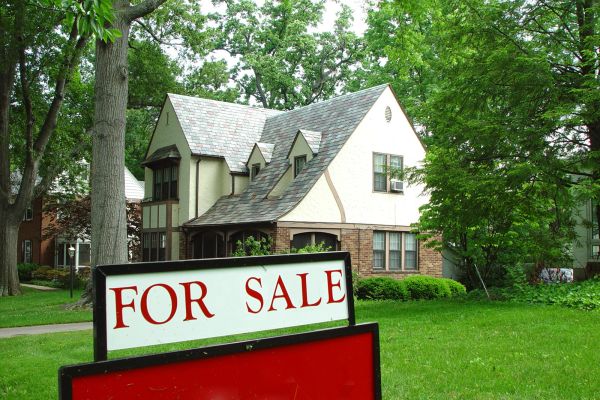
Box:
[403,275,452,300]
[17,263,39,282]
[505,278,600,311]
[290,241,331,254]
[363,0,597,289]
[29,266,86,290]
[232,235,272,257]
[355,277,409,301]
[208,0,364,109]
[356,276,465,301]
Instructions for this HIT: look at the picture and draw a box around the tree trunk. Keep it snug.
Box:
[0,208,22,296]
[77,7,130,308]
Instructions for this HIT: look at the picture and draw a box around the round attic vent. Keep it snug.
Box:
[385,106,392,122]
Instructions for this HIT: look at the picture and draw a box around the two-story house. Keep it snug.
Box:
[141,84,443,277]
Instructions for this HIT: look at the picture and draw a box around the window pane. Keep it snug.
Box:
[162,168,170,200]
[405,233,417,270]
[373,232,386,270]
[170,165,178,198]
[151,233,158,261]
[292,233,312,250]
[374,154,386,173]
[143,233,150,262]
[389,250,401,270]
[314,233,338,251]
[154,170,162,200]
[373,251,385,269]
[159,232,166,261]
[389,232,401,250]
[373,232,385,250]
[78,243,91,266]
[251,164,260,181]
[390,155,403,180]
[374,173,387,192]
[23,241,32,263]
[294,156,307,178]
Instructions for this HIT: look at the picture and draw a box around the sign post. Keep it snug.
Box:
[60,252,381,399]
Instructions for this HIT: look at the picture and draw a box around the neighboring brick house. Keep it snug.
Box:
[16,167,144,268]
[141,84,443,278]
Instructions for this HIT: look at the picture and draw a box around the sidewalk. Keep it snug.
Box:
[21,283,59,291]
[0,322,92,339]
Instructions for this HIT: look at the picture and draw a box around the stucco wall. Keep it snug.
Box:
[571,200,595,268]
[281,87,428,225]
[197,157,231,217]
[144,98,192,226]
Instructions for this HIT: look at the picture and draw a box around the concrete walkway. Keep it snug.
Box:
[0,322,92,338]
[21,283,58,291]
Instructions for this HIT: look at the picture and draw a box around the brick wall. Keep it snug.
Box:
[272,226,291,253]
[340,227,443,280]
[418,235,443,277]
[179,231,188,260]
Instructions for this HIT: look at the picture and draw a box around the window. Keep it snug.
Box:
[143,231,167,261]
[152,164,178,201]
[23,205,33,221]
[230,231,270,255]
[372,231,418,271]
[294,155,307,178]
[373,153,403,193]
[23,240,32,263]
[291,232,338,251]
[251,163,261,181]
[372,232,385,269]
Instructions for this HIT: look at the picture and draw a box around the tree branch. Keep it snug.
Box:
[125,0,168,22]
[18,46,34,163]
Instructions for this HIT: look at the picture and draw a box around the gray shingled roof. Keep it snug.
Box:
[168,94,282,173]
[184,84,388,227]
[299,129,322,154]
[256,142,275,164]
[142,145,180,166]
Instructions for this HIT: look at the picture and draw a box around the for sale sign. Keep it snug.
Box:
[94,252,354,359]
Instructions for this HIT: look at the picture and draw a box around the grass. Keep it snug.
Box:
[0,299,599,399]
[0,286,92,328]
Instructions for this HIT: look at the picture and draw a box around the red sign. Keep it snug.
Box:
[60,324,381,400]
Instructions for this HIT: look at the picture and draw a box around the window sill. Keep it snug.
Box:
[371,269,419,274]
[142,198,179,205]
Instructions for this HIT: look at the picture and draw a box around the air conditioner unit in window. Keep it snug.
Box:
[390,179,404,192]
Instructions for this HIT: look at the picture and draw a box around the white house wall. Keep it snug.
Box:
[197,157,231,217]
[281,87,428,226]
[145,98,193,227]
[280,173,343,222]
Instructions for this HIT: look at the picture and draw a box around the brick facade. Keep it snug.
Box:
[272,226,291,253]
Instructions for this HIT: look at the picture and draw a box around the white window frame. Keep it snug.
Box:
[372,231,418,271]
[373,153,403,193]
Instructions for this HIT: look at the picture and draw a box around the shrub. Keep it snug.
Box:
[440,278,467,296]
[17,263,39,281]
[403,275,452,300]
[355,277,408,301]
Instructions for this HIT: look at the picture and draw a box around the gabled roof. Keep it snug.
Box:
[142,145,180,166]
[168,94,282,173]
[255,142,275,164]
[299,129,322,155]
[124,167,144,201]
[185,84,389,227]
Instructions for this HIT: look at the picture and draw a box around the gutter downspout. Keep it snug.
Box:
[195,158,201,218]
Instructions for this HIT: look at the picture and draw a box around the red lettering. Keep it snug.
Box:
[110,286,138,329]
[179,281,215,321]
[141,284,177,325]
[245,277,264,314]
[268,276,296,311]
[325,269,346,304]
[297,273,322,308]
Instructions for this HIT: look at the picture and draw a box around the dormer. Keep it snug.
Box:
[246,142,275,181]
[287,130,322,178]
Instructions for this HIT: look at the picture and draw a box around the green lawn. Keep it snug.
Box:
[0,299,598,399]
[0,286,92,328]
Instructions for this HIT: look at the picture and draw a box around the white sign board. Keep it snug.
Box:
[99,256,350,351]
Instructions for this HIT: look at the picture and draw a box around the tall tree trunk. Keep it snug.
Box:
[77,0,166,307]
[0,208,21,296]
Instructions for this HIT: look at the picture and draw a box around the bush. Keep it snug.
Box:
[403,275,452,300]
[30,266,86,289]
[441,278,467,296]
[17,263,39,281]
[355,278,408,301]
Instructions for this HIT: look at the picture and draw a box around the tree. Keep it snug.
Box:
[209,0,364,109]
[82,0,168,307]
[365,0,599,287]
[0,0,118,296]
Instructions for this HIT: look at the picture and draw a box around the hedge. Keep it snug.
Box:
[355,276,465,301]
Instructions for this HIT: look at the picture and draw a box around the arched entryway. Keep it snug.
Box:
[291,232,338,251]
[192,231,225,259]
